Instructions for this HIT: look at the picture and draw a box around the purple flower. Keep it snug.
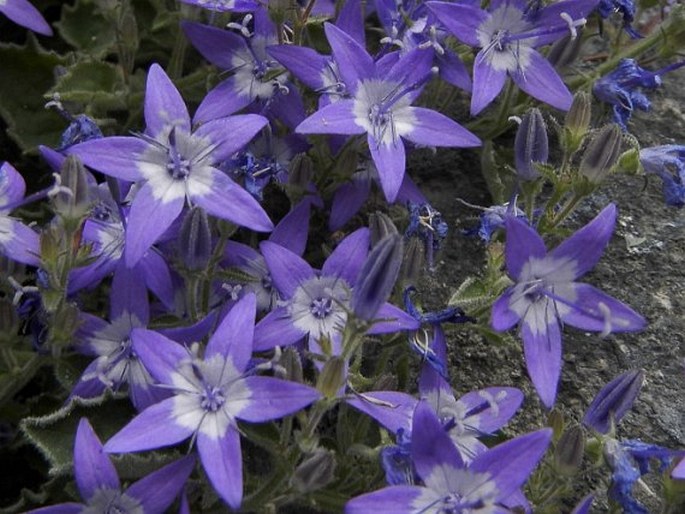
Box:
[0,0,52,36]
[427,0,598,115]
[103,294,321,509]
[345,400,551,513]
[296,23,480,202]
[491,204,646,407]
[404,202,449,270]
[0,162,40,267]
[66,63,272,266]
[29,418,194,514]
[639,144,685,207]
[598,0,640,38]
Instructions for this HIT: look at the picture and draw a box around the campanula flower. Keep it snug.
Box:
[0,0,52,35]
[639,144,685,207]
[598,0,640,38]
[491,204,646,407]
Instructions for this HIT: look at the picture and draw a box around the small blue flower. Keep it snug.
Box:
[405,202,449,270]
[598,0,641,38]
[639,145,685,207]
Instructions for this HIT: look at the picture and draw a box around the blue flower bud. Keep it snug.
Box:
[583,369,644,434]
[179,207,212,270]
[515,108,548,181]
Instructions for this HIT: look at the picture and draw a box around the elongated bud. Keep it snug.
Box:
[583,369,644,434]
[400,236,425,287]
[351,234,403,320]
[179,207,211,270]
[515,108,548,181]
[291,449,337,493]
[548,31,584,69]
[316,356,347,398]
[53,155,92,220]
[288,153,313,189]
[579,124,623,183]
[369,211,398,247]
[563,92,592,153]
[555,425,585,476]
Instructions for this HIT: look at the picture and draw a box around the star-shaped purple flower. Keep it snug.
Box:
[66,63,273,266]
[491,204,646,407]
[103,294,321,509]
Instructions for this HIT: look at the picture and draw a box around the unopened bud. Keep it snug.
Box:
[579,124,623,183]
[280,347,303,383]
[548,409,565,440]
[316,356,347,398]
[291,449,336,493]
[288,153,313,189]
[583,369,644,434]
[179,207,211,270]
[400,236,425,287]
[515,108,548,181]
[617,148,640,175]
[555,425,585,476]
[548,31,584,69]
[369,211,398,247]
[563,92,592,153]
[53,155,92,220]
[351,234,403,320]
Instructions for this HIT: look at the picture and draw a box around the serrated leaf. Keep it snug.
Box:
[0,36,67,151]
[0,351,43,407]
[20,394,134,476]
[55,0,117,58]
[49,60,127,114]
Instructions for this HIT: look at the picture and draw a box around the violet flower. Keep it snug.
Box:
[104,294,321,509]
[598,0,641,38]
[345,400,551,513]
[66,63,272,266]
[491,204,646,407]
[296,23,480,202]
[29,418,194,514]
[427,0,598,115]
[639,144,685,207]
[0,162,40,267]
[404,201,448,270]
[0,0,52,36]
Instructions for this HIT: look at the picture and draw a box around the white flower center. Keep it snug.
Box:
[477,5,534,73]
[352,79,416,146]
[289,276,351,340]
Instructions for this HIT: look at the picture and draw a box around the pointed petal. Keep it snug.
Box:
[110,261,149,323]
[0,218,40,266]
[197,428,243,510]
[144,64,191,138]
[236,376,321,422]
[418,325,451,395]
[1,0,52,35]
[458,387,524,433]
[491,288,521,331]
[0,162,26,207]
[335,0,365,46]
[74,418,120,500]
[521,316,562,408]
[104,398,194,453]
[329,176,370,231]
[190,168,273,232]
[28,504,83,514]
[471,52,507,116]
[437,49,472,92]
[504,216,546,280]
[260,241,316,297]
[426,2,487,47]
[65,137,147,182]
[181,21,248,70]
[367,303,420,334]
[561,283,646,333]
[269,199,311,255]
[386,47,433,88]
[267,45,329,90]
[193,78,253,124]
[345,486,425,514]
[253,307,306,351]
[131,328,187,384]
[194,114,269,162]
[470,428,552,499]
[548,204,616,278]
[510,50,573,111]
[534,0,600,45]
[138,250,175,311]
[404,107,481,147]
[346,391,417,434]
[125,182,184,267]
[296,100,363,135]
[369,136,406,203]
[128,455,195,512]
[206,293,256,371]
[322,227,369,284]
[324,23,374,92]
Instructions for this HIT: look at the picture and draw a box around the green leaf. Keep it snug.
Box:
[55,0,117,58]
[0,36,67,151]
[20,394,134,476]
[0,351,43,407]
[48,60,127,114]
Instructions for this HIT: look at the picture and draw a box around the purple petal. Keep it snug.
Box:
[510,50,573,111]
[206,293,256,371]
[426,1,487,47]
[267,45,329,90]
[110,261,150,323]
[138,250,175,311]
[386,47,433,90]
[471,52,507,116]
[418,325,451,394]
[190,168,273,232]
[253,307,306,351]
[1,218,40,266]
[369,135,406,203]
[267,85,307,130]
[322,227,369,284]
[27,504,83,514]
[65,137,147,182]
[236,376,321,422]
[470,428,552,499]
[346,391,417,434]
[437,49,472,92]
[571,494,595,514]
[561,283,646,333]
[504,216,546,280]
[548,204,616,278]
[324,23,375,92]
[128,455,194,512]
[521,316,562,408]
[131,328,187,384]
[0,162,26,208]
[193,77,253,124]
[260,241,316,298]
[1,0,52,35]
[335,0,365,46]
[295,100,364,135]
[104,398,193,453]
[534,0,600,46]
[144,64,191,138]
[345,485,423,514]
[269,199,311,255]
[367,303,420,334]
[74,418,120,500]
[329,176,370,231]
[181,21,248,70]
[194,115,269,162]
[124,182,185,267]
[404,107,481,147]
[672,458,685,479]
[197,428,243,510]
[458,387,524,433]
[491,288,521,331]
[396,174,428,204]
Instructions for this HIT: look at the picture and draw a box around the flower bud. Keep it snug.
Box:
[583,369,644,434]
[399,236,425,287]
[563,92,592,153]
[579,124,623,183]
[288,153,313,189]
[369,211,398,247]
[351,234,403,320]
[291,449,336,493]
[515,108,548,181]
[53,155,92,220]
[316,356,347,398]
[548,32,584,69]
[280,347,303,384]
[555,424,585,476]
[179,207,211,270]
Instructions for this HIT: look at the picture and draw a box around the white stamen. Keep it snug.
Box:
[508,115,523,125]
[559,12,586,40]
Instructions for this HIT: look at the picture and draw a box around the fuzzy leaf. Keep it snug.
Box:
[55,0,117,58]
[48,61,127,113]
